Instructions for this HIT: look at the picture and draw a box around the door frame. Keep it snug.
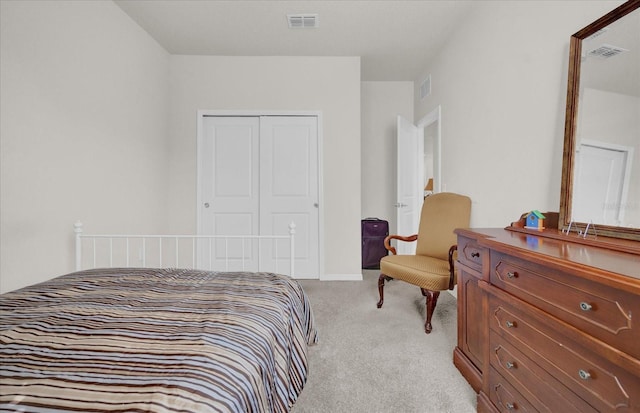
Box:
[416,105,442,194]
[573,138,634,225]
[196,110,324,278]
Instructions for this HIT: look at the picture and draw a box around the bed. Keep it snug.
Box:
[0,225,317,413]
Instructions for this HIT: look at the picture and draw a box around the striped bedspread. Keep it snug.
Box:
[0,268,317,413]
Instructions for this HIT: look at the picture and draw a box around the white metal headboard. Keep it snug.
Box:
[74,221,296,277]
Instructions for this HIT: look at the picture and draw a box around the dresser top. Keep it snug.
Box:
[456,228,640,284]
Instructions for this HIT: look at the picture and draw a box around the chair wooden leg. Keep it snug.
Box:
[421,289,440,334]
[377,274,390,308]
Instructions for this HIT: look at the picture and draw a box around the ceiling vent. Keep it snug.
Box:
[587,44,628,59]
[287,14,319,29]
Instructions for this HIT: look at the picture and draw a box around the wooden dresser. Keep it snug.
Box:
[453,227,640,412]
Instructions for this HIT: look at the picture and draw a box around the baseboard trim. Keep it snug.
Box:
[293,274,320,280]
[447,287,458,298]
[319,273,363,281]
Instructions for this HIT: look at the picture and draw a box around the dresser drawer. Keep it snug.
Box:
[490,251,639,359]
[488,367,536,413]
[489,331,596,413]
[458,235,486,273]
[490,293,640,412]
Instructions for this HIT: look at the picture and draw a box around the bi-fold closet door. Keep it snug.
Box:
[199,115,319,278]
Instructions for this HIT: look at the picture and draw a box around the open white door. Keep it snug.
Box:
[396,116,421,255]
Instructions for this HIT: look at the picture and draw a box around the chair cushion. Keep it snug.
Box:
[380,254,452,291]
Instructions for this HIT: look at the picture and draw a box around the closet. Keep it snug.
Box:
[198,115,319,278]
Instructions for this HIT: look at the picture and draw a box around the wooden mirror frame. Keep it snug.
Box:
[559,0,640,241]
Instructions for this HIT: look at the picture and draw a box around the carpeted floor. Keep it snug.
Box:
[292,270,477,413]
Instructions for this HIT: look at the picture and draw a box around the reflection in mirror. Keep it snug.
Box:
[560,1,640,241]
[575,7,639,226]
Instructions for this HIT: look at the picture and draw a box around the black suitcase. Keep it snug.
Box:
[361,218,389,269]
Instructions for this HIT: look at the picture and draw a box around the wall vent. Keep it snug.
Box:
[287,14,319,29]
[420,75,431,100]
[587,44,628,59]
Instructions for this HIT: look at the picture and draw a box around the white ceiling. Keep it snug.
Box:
[114,0,476,81]
[581,8,640,97]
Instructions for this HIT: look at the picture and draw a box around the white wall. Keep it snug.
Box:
[0,0,170,293]
[361,81,414,234]
[168,55,362,280]
[414,1,623,228]
[3,0,624,292]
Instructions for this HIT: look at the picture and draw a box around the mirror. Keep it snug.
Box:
[560,1,640,241]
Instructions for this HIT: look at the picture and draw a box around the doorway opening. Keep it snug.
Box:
[417,105,441,196]
[395,106,442,255]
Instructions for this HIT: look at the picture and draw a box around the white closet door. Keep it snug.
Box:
[200,116,260,271]
[260,116,319,278]
[199,115,320,278]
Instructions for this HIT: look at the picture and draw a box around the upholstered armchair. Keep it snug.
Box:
[376,192,471,333]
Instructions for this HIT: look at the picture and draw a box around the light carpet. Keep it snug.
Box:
[292,270,477,413]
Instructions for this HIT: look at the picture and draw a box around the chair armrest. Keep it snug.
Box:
[384,234,418,255]
[448,245,457,290]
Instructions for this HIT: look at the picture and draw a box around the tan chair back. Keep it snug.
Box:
[415,192,471,260]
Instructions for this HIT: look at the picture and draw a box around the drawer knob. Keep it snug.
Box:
[507,271,517,279]
[471,252,480,258]
[505,320,516,328]
[578,369,591,380]
[506,361,515,369]
[506,402,515,410]
[580,302,593,311]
